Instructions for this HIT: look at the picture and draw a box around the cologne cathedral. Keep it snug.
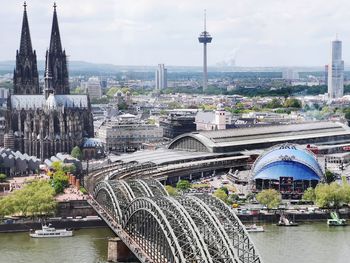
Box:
[4,3,94,160]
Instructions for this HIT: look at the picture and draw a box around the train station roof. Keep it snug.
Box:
[168,121,350,153]
[109,149,224,165]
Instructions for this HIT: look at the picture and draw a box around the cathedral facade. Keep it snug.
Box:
[4,3,94,160]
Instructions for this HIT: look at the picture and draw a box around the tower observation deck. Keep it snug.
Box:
[198,10,212,91]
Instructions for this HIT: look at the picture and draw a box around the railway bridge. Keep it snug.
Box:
[86,155,251,193]
[89,178,263,263]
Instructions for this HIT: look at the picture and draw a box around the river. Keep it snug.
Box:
[0,223,350,263]
[250,222,350,263]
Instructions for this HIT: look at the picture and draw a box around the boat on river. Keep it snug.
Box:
[327,212,347,226]
[30,224,73,238]
[245,224,264,232]
[277,214,298,226]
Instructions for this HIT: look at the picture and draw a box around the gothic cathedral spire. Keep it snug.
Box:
[13,1,40,95]
[49,2,62,54]
[45,2,70,95]
[20,1,32,54]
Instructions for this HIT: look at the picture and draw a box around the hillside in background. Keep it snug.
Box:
[0,60,332,75]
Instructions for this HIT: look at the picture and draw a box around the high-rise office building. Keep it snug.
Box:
[155,64,167,90]
[282,68,299,80]
[85,77,102,99]
[328,39,344,99]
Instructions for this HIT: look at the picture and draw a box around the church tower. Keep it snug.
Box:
[13,2,40,95]
[45,3,70,95]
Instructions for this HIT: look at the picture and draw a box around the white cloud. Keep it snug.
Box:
[0,0,350,66]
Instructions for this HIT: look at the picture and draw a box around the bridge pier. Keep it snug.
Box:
[107,237,136,262]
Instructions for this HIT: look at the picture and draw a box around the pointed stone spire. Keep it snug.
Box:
[46,3,70,95]
[49,2,62,53]
[19,1,33,55]
[13,2,40,95]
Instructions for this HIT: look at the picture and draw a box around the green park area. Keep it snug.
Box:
[0,161,86,219]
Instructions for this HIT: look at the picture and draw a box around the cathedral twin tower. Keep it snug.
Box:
[4,3,93,160]
[14,2,69,97]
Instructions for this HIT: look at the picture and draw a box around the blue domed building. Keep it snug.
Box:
[251,144,323,199]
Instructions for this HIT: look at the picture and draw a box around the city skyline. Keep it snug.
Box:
[1,0,350,67]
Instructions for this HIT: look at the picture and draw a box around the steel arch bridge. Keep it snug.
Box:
[90,178,263,263]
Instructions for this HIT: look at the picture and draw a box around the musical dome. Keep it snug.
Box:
[251,144,323,181]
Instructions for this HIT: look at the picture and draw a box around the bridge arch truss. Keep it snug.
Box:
[92,179,263,263]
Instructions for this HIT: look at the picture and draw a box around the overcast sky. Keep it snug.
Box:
[0,0,349,67]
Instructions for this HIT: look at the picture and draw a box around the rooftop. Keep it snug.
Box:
[251,144,323,181]
[168,122,350,153]
[109,149,224,165]
[10,94,89,109]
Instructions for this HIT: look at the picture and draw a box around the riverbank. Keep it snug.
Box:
[238,210,350,223]
[0,199,106,233]
[2,200,349,233]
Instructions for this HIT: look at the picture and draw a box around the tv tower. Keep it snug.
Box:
[198,10,212,91]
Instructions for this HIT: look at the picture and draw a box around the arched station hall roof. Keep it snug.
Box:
[168,121,350,153]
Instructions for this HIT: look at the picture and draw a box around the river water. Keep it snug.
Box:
[1,223,350,263]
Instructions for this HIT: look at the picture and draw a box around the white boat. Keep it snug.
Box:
[29,224,73,238]
[277,214,298,227]
[245,224,264,232]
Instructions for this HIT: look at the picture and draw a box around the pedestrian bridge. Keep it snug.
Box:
[89,178,263,263]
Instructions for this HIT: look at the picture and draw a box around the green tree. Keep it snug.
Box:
[165,185,178,196]
[62,164,76,174]
[106,87,119,98]
[227,193,239,204]
[340,181,350,204]
[313,182,350,208]
[52,180,65,194]
[0,173,7,182]
[71,146,83,160]
[302,187,316,202]
[220,186,229,195]
[147,118,156,125]
[52,170,69,194]
[214,189,228,203]
[176,180,191,191]
[235,102,245,110]
[0,180,56,217]
[266,98,283,109]
[343,108,350,125]
[325,170,336,184]
[51,161,63,171]
[256,189,281,209]
[284,98,302,108]
[200,104,216,111]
